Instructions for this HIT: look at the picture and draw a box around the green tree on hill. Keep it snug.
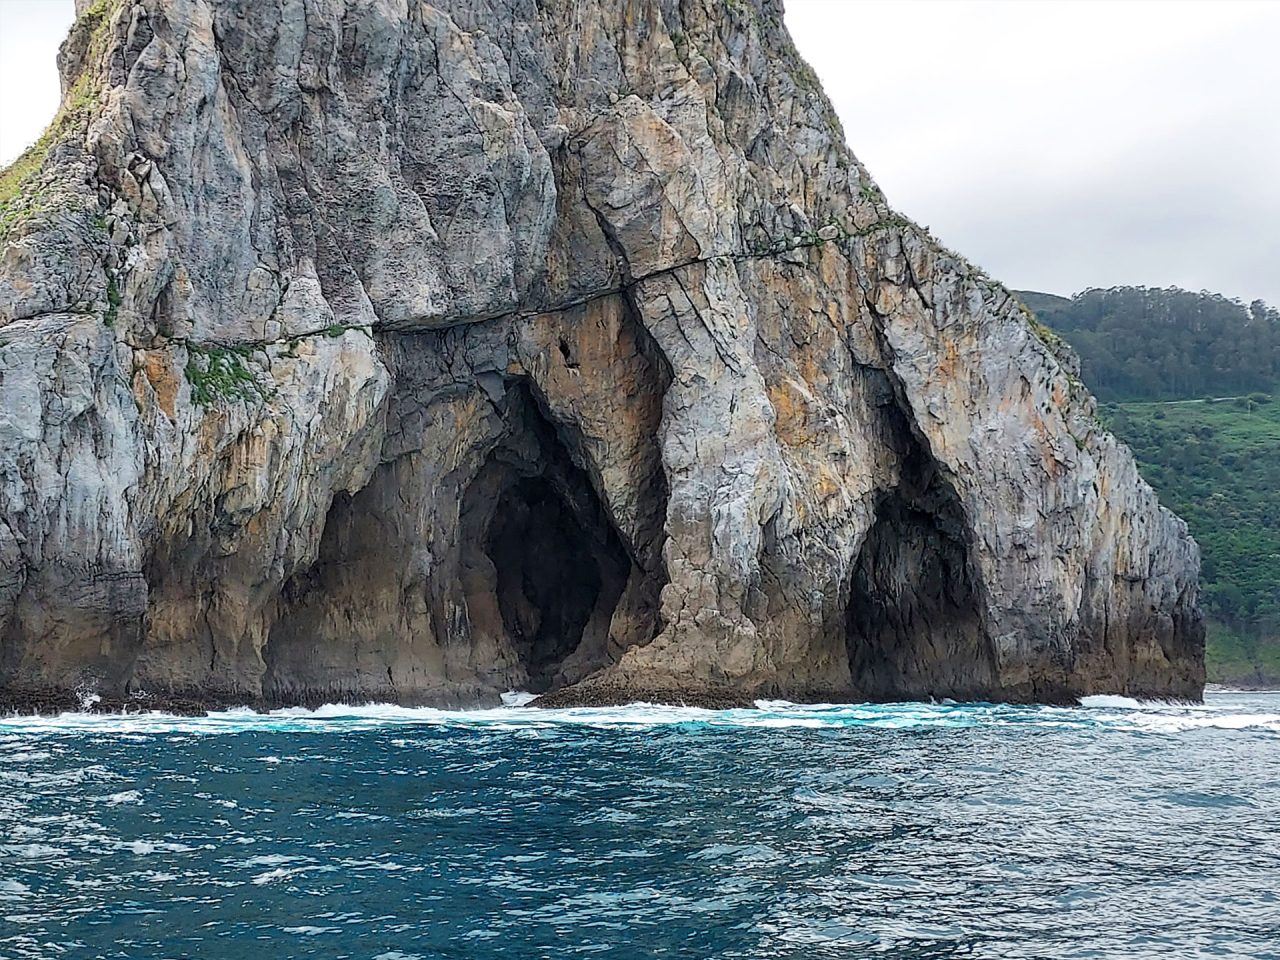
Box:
[1018,286,1280,402]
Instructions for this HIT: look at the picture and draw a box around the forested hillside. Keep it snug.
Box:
[1019,287,1280,402]
[1018,287,1280,687]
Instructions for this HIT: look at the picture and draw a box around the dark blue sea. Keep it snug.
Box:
[1,692,1278,960]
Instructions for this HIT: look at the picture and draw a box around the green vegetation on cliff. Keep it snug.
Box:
[1019,286,1280,686]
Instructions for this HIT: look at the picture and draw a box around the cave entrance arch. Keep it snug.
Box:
[845,398,996,701]
[459,381,631,692]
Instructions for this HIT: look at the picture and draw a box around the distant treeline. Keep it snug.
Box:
[1016,287,1280,402]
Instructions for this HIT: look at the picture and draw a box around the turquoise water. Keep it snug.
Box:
[1,693,1278,959]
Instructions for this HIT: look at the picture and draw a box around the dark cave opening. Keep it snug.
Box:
[845,393,995,701]
[460,381,632,692]
[485,476,607,690]
[845,493,991,701]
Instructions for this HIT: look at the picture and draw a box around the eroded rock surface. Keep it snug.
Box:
[0,0,1203,708]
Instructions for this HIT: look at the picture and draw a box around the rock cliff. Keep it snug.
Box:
[0,0,1203,709]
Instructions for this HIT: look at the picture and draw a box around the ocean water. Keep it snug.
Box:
[1,693,1278,960]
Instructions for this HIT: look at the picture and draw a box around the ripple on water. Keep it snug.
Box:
[0,693,1277,959]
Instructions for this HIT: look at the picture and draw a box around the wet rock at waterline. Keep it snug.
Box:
[0,0,1203,709]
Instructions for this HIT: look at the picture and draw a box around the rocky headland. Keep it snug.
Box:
[0,0,1203,710]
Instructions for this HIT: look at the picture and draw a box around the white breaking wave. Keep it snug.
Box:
[0,691,1276,736]
[1079,694,1151,710]
[88,789,143,806]
[115,839,197,856]
[281,926,342,936]
[501,690,540,706]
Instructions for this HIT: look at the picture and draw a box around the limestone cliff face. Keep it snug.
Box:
[0,0,1203,708]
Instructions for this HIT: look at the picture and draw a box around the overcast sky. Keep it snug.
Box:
[2,0,1277,305]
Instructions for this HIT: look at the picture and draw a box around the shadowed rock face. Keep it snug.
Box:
[0,0,1202,709]
[845,395,996,703]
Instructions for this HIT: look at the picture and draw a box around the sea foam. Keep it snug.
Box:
[0,692,1276,737]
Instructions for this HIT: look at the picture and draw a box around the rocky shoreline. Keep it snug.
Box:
[2,682,1200,716]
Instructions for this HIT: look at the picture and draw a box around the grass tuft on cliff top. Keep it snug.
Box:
[0,0,119,240]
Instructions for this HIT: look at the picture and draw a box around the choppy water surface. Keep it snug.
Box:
[1,693,1278,959]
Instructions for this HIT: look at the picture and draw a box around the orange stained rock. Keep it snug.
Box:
[137,349,179,420]
[767,377,817,447]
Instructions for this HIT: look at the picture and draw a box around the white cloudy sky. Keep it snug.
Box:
[2,0,1278,305]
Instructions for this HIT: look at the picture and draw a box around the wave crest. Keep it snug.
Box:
[0,692,1276,737]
